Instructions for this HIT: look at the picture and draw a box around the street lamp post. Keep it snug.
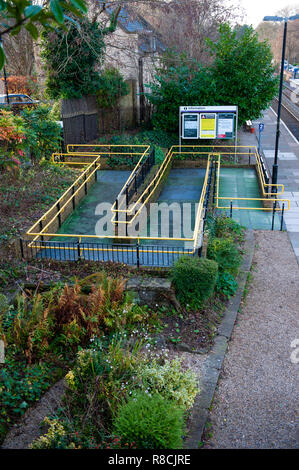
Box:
[263,14,299,194]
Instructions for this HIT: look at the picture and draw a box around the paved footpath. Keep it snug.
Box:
[204,231,299,449]
[239,107,299,264]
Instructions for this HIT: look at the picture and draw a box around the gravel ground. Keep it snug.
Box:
[204,231,299,449]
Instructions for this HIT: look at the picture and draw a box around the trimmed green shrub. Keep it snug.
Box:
[216,271,238,298]
[207,237,241,275]
[113,392,185,449]
[171,256,218,308]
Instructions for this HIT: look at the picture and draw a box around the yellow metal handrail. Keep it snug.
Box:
[27,156,101,243]
[111,147,173,223]
[26,149,213,253]
[26,144,290,257]
[214,154,289,211]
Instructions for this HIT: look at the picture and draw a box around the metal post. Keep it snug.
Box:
[271,200,277,230]
[115,198,118,235]
[77,239,81,260]
[125,186,129,207]
[272,19,288,193]
[94,162,98,181]
[72,186,75,210]
[3,65,9,105]
[280,203,285,231]
[136,239,140,268]
[234,108,238,164]
[179,109,182,155]
[19,238,24,258]
[84,173,87,195]
[258,128,261,155]
[57,202,61,228]
[39,220,44,242]
[0,36,9,105]
[249,148,251,165]
[230,200,233,218]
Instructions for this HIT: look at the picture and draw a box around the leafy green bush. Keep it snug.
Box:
[207,237,241,275]
[113,392,185,449]
[215,217,244,242]
[64,337,146,421]
[41,17,113,100]
[97,67,129,109]
[216,271,238,298]
[136,358,198,409]
[171,256,218,308]
[49,100,61,121]
[21,105,62,162]
[0,358,51,440]
[99,129,177,149]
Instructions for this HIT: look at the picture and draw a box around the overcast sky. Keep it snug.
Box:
[239,0,299,27]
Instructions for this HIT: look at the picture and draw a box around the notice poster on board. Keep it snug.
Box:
[217,113,234,139]
[183,114,199,138]
[199,113,216,139]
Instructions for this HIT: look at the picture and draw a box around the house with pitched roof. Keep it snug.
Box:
[97,2,166,128]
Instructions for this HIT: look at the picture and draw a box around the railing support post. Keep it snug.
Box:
[271,201,277,231]
[230,201,233,219]
[84,173,87,195]
[39,220,44,242]
[94,161,98,181]
[72,186,75,210]
[280,203,285,231]
[77,239,81,260]
[19,238,24,258]
[57,202,61,228]
[115,198,118,235]
[136,239,140,268]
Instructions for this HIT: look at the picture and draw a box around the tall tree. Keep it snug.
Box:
[255,4,299,65]
[146,24,278,131]
[0,0,88,69]
[134,0,244,63]
[2,28,34,75]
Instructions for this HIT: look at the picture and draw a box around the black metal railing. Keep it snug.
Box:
[259,150,270,194]
[20,238,193,268]
[122,147,156,206]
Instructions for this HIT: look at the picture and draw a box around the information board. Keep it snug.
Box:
[199,113,217,139]
[182,114,199,139]
[217,113,235,139]
[179,105,238,162]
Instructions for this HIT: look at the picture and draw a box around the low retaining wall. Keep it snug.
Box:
[126,276,180,310]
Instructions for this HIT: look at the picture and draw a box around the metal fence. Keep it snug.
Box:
[19,239,194,268]
[125,147,156,203]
